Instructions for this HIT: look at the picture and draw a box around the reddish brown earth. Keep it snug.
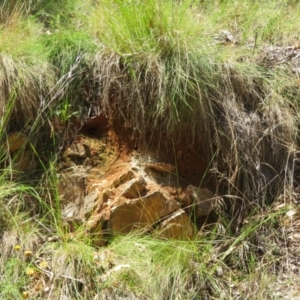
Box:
[6,112,300,298]
[57,114,300,299]
[77,114,211,185]
[56,114,218,245]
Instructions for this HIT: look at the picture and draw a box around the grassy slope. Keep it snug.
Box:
[0,0,300,299]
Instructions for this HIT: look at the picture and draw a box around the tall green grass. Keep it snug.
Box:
[88,0,300,209]
[91,0,217,141]
[0,199,287,299]
[94,0,203,56]
[0,12,53,129]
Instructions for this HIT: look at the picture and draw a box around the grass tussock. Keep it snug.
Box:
[88,0,300,209]
[0,11,53,129]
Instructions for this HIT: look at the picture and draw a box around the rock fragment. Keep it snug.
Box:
[12,149,37,171]
[146,163,176,173]
[157,209,195,240]
[108,190,179,234]
[4,132,27,152]
[112,170,135,188]
[64,142,87,159]
[181,185,217,217]
[83,189,100,218]
[118,176,146,199]
[86,213,105,247]
[58,174,86,221]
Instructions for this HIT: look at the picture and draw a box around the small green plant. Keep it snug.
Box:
[52,100,78,123]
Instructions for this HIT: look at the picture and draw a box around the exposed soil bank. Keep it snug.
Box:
[78,114,211,187]
[56,114,219,244]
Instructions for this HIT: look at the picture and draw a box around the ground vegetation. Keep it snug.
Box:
[1,1,300,299]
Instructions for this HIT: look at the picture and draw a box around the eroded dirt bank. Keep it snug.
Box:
[56,114,219,244]
[4,42,300,298]
[51,113,300,299]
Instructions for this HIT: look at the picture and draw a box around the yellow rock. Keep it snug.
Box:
[157,209,195,240]
[109,190,179,234]
[119,176,146,199]
[181,185,216,217]
[12,149,37,171]
[4,132,27,153]
[112,170,134,188]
